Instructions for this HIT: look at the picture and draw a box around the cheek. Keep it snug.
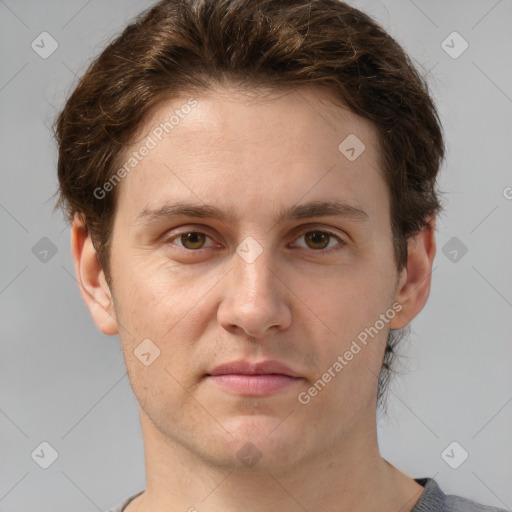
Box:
[111,256,219,380]
[112,255,208,329]
[299,257,396,393]
[305,263,393,338]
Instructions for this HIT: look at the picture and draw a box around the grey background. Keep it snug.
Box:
[1,0,511,510]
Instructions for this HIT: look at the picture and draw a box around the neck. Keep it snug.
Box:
[126,406,424,512]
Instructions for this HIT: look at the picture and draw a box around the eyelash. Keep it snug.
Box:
[165,227,346,256]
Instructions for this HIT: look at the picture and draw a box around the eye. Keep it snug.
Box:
[293,229,345,253]
[165,228,346,254]
[168,231,216,250]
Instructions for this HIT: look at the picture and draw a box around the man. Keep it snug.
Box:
[54,0,507,511]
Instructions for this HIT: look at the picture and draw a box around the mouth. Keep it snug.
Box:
[205,360,303,396]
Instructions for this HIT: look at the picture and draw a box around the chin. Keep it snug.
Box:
[203,415,308,473]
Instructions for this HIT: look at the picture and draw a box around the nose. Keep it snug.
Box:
[217,243,292,338]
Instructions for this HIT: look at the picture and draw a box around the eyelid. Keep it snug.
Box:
[290,226,347,252]
[164,224,348,252]
[165,227,218,249]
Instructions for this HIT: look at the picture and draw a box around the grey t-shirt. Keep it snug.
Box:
[106,478,509,512]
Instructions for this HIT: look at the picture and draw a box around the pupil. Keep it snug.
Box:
[307,231,328,249]
[183,232,204,248]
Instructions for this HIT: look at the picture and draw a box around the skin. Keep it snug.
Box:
[72,84,436,511]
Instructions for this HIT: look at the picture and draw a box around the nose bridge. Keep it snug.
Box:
[217,237,291,336]
[232,237,276,300]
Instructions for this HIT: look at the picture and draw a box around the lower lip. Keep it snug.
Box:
[207,374,301,395]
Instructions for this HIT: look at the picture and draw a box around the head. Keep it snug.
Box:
[55,0,444,471]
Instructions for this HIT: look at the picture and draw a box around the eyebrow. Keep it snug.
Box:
[135,199,369,226]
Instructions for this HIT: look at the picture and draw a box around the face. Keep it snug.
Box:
[98,85,405,471]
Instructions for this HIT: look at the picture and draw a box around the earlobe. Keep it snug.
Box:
[71,216,119,336]
[389,218,436,330]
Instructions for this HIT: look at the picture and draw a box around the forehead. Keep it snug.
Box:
[114,84,387,227]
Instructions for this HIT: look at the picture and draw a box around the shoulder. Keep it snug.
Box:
[444,494,509,512]
[105,490,144,512]
[413,478,510,512]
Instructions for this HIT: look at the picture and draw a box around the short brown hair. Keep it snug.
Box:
[54,0,445,407]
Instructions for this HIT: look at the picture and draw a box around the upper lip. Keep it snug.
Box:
[207,360,299,377]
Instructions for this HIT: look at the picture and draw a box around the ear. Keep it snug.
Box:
[71,215,119,335]
[390,217,436,329]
